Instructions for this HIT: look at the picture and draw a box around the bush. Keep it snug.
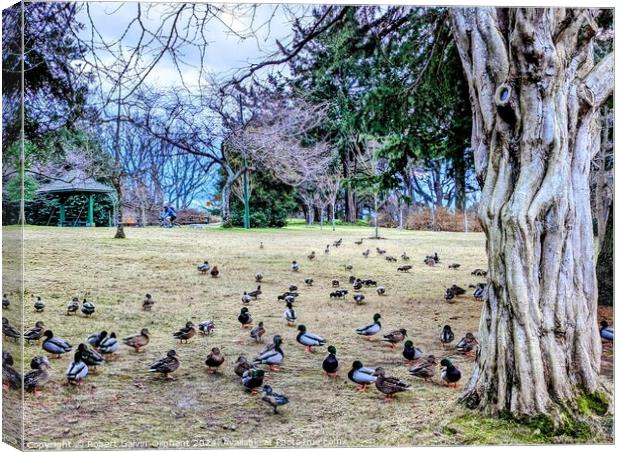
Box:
[403,207,482,232]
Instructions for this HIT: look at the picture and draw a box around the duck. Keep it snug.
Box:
[67,351,89,385]
[440,325,455,348]
[173,321,196,343]
[210,265,220,277]
[385,255,397,262]
[238,307,253,329]
[354,239,363,245]
[81,299,95,317]
[382,328,407,349]
[247,285,262,299]
[296,325,326,352]
[149,350,179,379]
[250,321,266,343]
[24,321,45,344]
[304,278,313,286]
[331,279,340,287]
[440,358,461,387]
[242,368,265,395]
[2,351,21,391]
[241,292,252,304]
[322,345,339,378]
[67,297,80,315]
[122,328,150,353]
[362,249,370,258]
[373,367,411,400]
[347,361,376,391]
[2,317,20,342]
[353,293,365,305]
[24,356,51,395]
[355,313,382,340]
[2,294,9,309]
[260,242,264,249]
[307,251,316,260]
[409,355,437,382]
[255,272,263,283]
[402,340,423,364]
[205,347,225,373]
[99,332,119,357]
[142,293,155,311]
[376,286,386,296]
[197,261,210,274]
[401,252,410,261]
[42,330,72,358]
[77,343,104,372]
[261,385,289,414]
[352,280,363,290]
[87,330,108,349]
[376,247,386,255]
[397,265,412,272]
[253,335,284,372]
[448,263,461,269]
[34,296,45,313]
[198,320,215,335]
[600,320,614,341]
[284,302,297,327]
[234,356,254,377]
[288,285,298,292]
[345,263,353,271]
[456,332,478,356]
[472,283,486,301]
[324,245,330,254]
[333,238,342,247]
[291,261,300,272]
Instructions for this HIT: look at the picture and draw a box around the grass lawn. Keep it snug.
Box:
[2,225,614,447]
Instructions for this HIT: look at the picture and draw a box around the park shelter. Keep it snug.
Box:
[36,172,115,226]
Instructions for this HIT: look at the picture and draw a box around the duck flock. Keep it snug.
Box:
[2,236,614,417]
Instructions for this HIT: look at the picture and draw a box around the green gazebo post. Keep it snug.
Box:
[59,198,66,227]
[87,194,95,227]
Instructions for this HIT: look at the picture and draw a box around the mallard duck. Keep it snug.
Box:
[87,330,108,349]
[81,299,95,317]
[259,242,264,249]
[376,247,386,255]
[173,321,195,343]
[401,252,410,261]
[24,356,51,395]
[440,358,461,387]
[331,279,340,287]
[324,245,330,254]
[376,286,386,296]
[242,368,264,395]
[322,345,339,378]
[333,238,342,247]
[2,317,20,342]
[76,343,104,372]
[42,330,72,358]
[2,294,9,309]
[440,325,455,348]
[307,251,316,260]
[353,293,365,305]
[383,328,407,349]
[250,321,266,343]
[255,272,263,283]
[296,325,326,352]
[409,355,437,382]
[284,302,297,327]
[471,268,488,277]
[373,367,411,400]
[291,261,300,272]
[352,280,363,290]
[402,340,423,364]
[210,265,220,277]
[386,256,397,262]
[67,297,79,315]
[198,320,215,335]
[67,351,89,385]
[354,239,363,245]
[99,332,119,357]
[253,335,284,372]
[205,347,225,373]
[356,313,382,340]
[122,328,150,353]
[456,332,478,356]
[262,385,289,414]
[247,285,262,299]
[238,307,253,329]
[345,263,353,271]
[234,355,254,377]
[362,249,370,258]
[149,350,179,379]
[288,285,298,292]
[304,278,313,286]
[347,361,376,391]
[241,292,252,304]
[197,261,210,274]
[143,293,155,311]
[397,265,412,272]
[600,321,614,341]
[2,351,21,391]
[34,296,45,313]
[448,263,461,269]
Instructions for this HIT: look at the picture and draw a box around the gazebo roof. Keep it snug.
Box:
[36,171,114,195]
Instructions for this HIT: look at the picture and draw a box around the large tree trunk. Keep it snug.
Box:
[596,205,613,306]
[450,8,612,418]
[454,149,467,211]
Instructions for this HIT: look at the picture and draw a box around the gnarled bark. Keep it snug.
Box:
[450,8,612,417]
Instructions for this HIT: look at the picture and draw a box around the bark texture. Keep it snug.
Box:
[596,206,613,306]
[449,8,613,417]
